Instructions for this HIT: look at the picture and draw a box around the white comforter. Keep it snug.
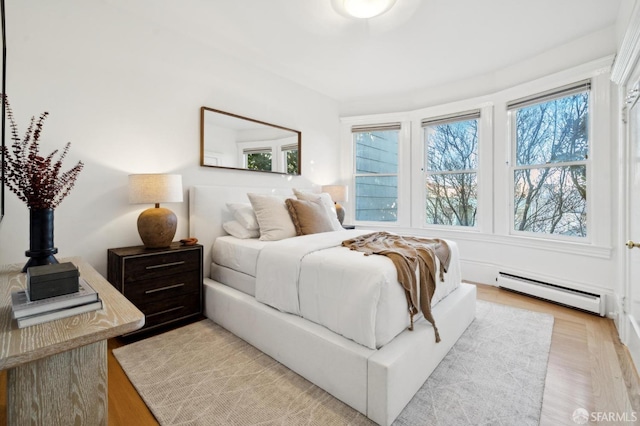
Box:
[255,230,461,349]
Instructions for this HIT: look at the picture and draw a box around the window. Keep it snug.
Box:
[244,148,272,172]
[353,124,400,222]
[281,143,299,175]
[508,80,590,237]
[422,111,479,227]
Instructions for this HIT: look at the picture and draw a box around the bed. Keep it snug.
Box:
[189,185,476,425]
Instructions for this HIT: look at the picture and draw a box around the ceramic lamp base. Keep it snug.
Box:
[137,206,177,248]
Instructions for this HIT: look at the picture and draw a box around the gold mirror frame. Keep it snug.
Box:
[200,107,301,175]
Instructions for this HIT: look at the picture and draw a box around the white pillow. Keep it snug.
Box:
[223,220,260,239]
[247,193,297,241]
[226,202,258,230]
[293,189,343,231]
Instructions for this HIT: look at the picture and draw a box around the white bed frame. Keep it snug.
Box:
[189,185,476,425]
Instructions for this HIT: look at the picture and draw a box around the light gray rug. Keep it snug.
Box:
[394,301,553,426]
[113,300,553,425]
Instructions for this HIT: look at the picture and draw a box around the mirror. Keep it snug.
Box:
[200,107,301,175]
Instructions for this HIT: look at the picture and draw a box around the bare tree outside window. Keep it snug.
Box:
[424,117,478,226]
[512,91,588,237]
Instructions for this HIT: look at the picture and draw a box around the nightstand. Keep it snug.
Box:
[107,242,203,336]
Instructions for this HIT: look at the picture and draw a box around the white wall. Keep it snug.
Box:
[340,25,619,116]
[0,1,341,276]
[203,123,238,168]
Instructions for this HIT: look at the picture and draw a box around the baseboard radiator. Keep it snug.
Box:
[497,272,604,316]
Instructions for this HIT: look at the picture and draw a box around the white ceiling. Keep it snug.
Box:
[113,0,624,103]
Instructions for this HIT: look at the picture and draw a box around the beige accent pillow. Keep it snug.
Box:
[247,193,297,241]
[285,198,335,236]
[293,189,343,231]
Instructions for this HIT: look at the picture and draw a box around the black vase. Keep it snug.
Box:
[23,208,59,272]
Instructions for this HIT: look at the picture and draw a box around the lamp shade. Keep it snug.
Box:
[322,185,348,203]
[128,174,183,205]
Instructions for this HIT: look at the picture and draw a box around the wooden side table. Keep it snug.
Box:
[0,257,145,425]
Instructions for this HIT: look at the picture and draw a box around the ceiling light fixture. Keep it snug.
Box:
[343,0,397,19]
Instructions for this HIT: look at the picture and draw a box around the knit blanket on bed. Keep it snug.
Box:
[341,232,450,343]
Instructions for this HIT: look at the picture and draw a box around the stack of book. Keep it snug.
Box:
[11,277,102,328]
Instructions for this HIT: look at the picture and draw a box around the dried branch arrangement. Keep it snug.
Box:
[1,95,84,209]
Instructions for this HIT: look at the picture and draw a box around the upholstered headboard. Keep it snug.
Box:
[189,185,309,278]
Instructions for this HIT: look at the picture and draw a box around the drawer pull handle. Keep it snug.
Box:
[145,283,185,294]
[146,306,184,318]
[146,261,185,270]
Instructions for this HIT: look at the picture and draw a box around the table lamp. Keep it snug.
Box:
[129,174,183,248]
[322,185,348,224]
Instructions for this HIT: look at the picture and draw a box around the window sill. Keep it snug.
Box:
[355,223,612,259]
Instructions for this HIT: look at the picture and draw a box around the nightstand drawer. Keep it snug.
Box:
[123,270,200,303]
[122,250,200,283]
[138,292,201,328]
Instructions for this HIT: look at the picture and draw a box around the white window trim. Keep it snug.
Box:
[507,81,591,241]
[341,113,410,227]
[241,143,274,171]
[280,144,298,173]
[410,103,493,234]
[498,70,611,248]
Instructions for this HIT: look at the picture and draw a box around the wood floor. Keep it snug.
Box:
[477,284,639,426]
[0,283,637,425]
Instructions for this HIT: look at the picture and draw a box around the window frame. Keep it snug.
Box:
[409,103,492,233]
[280,143,299,175]
[421,109,481,229]
[351,123,402,224]
[243,147,273,172]
[507,80,592,241]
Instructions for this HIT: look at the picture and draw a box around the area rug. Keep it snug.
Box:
[113,300,554,425]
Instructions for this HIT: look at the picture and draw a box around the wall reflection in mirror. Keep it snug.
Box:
[200,107,301,175]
